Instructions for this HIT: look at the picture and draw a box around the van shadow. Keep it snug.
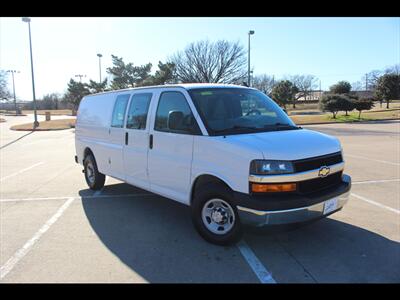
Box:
[244,218,400,283]
[80,183,400,283]
[79,183,253,283]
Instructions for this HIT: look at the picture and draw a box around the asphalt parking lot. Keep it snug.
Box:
[0,115,399,283]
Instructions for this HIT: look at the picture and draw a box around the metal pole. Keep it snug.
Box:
[247,30,255,87]
[97,54,102,83]
[99,57,102,83]
[26,21,39,127]
[248,33,250,87]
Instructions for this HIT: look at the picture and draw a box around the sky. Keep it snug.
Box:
[0,17,399,100]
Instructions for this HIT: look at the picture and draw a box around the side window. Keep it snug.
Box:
[154,91,201,135]
[126,93,152,130]
[111,94,130,128]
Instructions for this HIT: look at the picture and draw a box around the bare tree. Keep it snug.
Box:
[351,81,364,91]
[252,74,275,95]
[288,75,318,101]
[0,71,11,100]
[385,64,400,75]
[282,74,318,108]
[169,40,247,84]
[362,70,382,91]
[356,64,399,93]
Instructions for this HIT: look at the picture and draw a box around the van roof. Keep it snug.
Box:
[84,83,255,97]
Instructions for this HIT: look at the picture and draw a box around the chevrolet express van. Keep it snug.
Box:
[75,84,351,245]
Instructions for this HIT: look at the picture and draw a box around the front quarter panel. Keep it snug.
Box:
[191,135,262,194]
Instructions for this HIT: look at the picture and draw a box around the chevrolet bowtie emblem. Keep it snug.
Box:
[318,166,330,178]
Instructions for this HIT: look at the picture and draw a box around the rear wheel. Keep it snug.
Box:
[191,182,242,245]
[84,153,105,190]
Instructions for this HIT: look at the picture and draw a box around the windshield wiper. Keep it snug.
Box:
[263,123,301,130]
[213,123,300,135]
[214,125,259,133]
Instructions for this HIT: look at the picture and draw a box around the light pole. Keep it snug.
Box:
[6,70,20,115]
[74,74,86,82]
[248,30,255,87]
[22,17,39,127]
[97,53,103,83]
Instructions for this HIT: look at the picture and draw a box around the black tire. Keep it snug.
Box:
[191,182,243,246]
[84,153,105,190]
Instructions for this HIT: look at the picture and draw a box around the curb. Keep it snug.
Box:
[296,118,400,126]
[11,126,75,131]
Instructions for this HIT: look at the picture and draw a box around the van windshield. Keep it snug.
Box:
[188,88,300,136]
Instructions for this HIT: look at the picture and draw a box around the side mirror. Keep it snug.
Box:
[167,111,184,130]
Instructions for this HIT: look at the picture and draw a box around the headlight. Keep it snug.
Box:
[250,160,294,175]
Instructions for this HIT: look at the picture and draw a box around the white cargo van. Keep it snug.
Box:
[75,84,351,245]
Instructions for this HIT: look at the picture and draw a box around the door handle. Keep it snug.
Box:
[125,132,128,145]
[149,134,153,149]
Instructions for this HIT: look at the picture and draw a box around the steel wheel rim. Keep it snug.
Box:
[86,161,95,185]
[201,198,235,235]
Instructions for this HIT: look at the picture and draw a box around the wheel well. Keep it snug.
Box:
[190,175,231,205]
[83,147,94,160]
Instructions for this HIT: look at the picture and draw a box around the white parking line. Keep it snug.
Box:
[0,193,153,203]
[0,196,71,202]
[353,179,400,185]
[345,154,400,166]
[0,197,75,280]
[351,193,400,215]
[236,240,276,284]
[0,162,44,182]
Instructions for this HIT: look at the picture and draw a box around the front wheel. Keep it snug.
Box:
[191,183,243,245]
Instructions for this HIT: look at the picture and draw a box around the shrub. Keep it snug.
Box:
[337,95,355,116]
[375,74,400,109]
[329,81,351,94]
[319,94,342,118]
[352,98,374,119]
[270,80,298,109]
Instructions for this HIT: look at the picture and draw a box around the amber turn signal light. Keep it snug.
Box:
[251,183,297,193]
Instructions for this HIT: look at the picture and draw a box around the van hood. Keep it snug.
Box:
[223,128,341,160]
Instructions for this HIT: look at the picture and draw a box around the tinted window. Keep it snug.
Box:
[154,91,200,135]
[111,94,130,128]
[126,93,152,130]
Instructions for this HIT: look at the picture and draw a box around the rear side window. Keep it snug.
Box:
[111,94,130,128]
[154,91,201,135]
[126,93,152,130]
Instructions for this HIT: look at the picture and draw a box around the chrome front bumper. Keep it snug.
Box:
[237,190,350,227]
